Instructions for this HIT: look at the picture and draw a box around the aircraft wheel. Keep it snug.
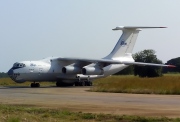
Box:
[86,81,89,86]
[89,81,92,86]
[79,82,82,86]
[31,83,34,87]
[86,81,92,86]
[35,83,40,87]
[56,82,61,87]
[81,81,85,86]
[84,80,89,86]
[31,83,40,87]
[75,82,79,86]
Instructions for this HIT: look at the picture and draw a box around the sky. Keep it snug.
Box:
[0,0,180,72]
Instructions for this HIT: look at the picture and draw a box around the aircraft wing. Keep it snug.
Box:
[55,57,122,67]
[120,61,175,67]
[56,57,122,64]
[55,57,175,67]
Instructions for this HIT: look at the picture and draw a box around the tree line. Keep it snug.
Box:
[116,49,180,77]
[0,72,8,78]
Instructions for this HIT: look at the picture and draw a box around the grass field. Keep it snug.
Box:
[0,78,55,86]
[1,74,180,94]
[0,104,179,122]
[91,74,180,94]
[1,76,180,121]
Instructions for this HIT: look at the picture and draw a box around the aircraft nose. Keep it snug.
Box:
[7,69,13,76]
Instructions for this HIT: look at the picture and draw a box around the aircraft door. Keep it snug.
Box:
[39,68,43,75]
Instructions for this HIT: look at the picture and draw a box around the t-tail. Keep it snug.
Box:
[105,26,166,59]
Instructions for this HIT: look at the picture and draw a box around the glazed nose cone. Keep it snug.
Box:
[7,69,13,76]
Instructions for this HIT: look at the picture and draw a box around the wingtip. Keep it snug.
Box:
[160,27,167,28]
[167,65,176,68]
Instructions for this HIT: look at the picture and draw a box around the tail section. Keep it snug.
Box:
[105,26,166,59]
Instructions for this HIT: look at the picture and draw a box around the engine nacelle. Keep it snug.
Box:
[62,65,81,74]
[82,67,104,75]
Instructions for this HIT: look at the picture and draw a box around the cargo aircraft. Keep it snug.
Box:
[7,26,175,87]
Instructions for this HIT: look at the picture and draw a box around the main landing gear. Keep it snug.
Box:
[55,78,92,87]
[74,80,92,86]
[74,76,92,86]
[31,82,40,87]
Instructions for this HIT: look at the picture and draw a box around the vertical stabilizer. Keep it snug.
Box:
[105,26,166,59]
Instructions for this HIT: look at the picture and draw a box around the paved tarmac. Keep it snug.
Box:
[0,86,180,118]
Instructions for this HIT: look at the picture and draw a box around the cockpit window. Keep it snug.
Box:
[12,62,26,69]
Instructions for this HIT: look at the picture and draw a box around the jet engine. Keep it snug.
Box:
[82,67,104,75]
[62,65,81,74]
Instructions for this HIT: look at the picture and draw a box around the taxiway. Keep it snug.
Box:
[0,86,180,117]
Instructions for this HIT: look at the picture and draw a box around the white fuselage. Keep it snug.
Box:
[8,56,133,83]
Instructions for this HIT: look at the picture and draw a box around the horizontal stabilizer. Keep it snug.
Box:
[112,26,167,30]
